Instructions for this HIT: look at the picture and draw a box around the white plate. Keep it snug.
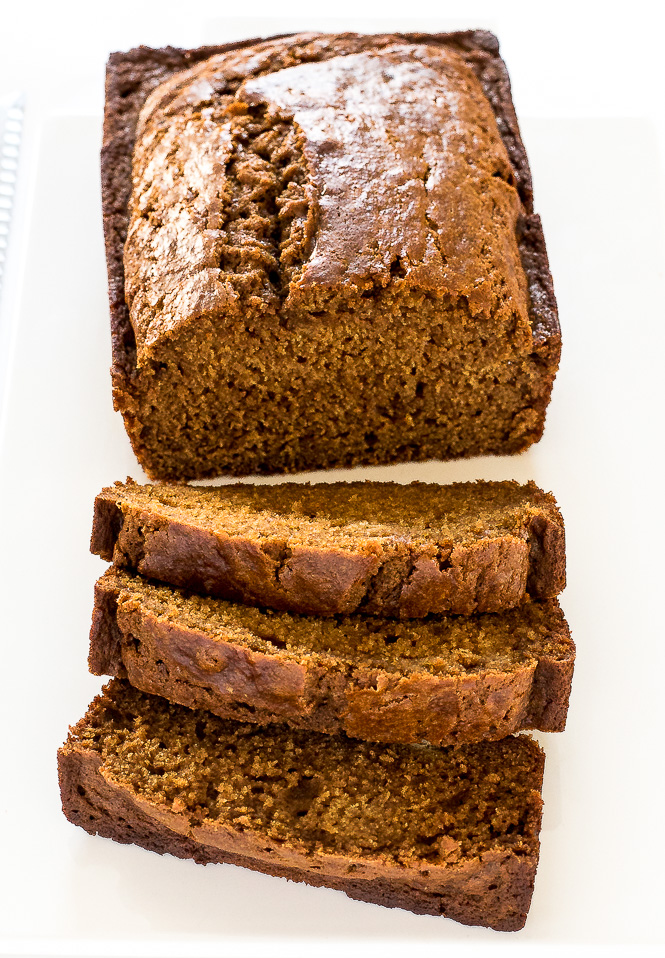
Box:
[0,105,664,955]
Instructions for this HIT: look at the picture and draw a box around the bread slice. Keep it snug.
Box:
[58,680,545,931]
[91,479,565,617]
[90,567,574,747]
[103,32,559,480]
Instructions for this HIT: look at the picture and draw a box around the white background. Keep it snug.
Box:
[1,2,664,956]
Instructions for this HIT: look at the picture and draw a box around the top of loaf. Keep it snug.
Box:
[121,33,532,363]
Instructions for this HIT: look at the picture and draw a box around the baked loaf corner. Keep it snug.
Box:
[102,31,560,479]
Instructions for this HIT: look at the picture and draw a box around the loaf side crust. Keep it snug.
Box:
[89,569,575,745]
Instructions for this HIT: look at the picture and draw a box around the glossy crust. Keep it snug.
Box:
[126,40,529,359]
[58,688,545,932]
[89,569,575,745]
[101,31,560,478]
[91,479,566,617]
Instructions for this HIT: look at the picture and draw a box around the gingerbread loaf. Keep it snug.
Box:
[91,479,566,617]
[103,31,559,480]
[58,680,546,931]
[90,566,574,746]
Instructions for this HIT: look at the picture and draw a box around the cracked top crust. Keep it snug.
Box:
[124,35,531,363]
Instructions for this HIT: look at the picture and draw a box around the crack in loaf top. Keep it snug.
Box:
[124,34,531,363]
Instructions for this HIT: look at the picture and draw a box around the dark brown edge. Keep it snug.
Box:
[90,489,123,561]
[88,567,575,742]
[527,509,567,598]
[88,577,126,677]
[101,30,560,444]
[525,650,575,732]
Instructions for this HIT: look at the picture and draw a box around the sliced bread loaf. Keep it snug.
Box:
[92,479,565,617]
[58,679,545,931]
[90,567,574,746]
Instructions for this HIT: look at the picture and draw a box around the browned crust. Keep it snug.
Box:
[90,481,566,617]
[101,31,560,472]
[90,491,125,566]
[88,571,574,745]
[58,730,544,932]
[88,579,124,676]
[525,650,575,731]
[527,507,566,599]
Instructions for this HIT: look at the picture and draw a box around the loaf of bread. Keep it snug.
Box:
[91,479,566,617]
[58,680,545,931]
[90,566,574,746]
[103,31,560,480]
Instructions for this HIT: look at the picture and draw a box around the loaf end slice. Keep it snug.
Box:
[59,680,545,931]
[91,479,566,617]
